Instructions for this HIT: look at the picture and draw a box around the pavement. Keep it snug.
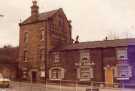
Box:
[0,81,134,91]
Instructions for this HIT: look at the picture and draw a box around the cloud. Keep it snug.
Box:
[0,0,135,47]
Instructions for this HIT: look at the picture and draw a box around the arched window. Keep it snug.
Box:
[81,57,89,65]
[80,50,90,65]
[49,67,64,80]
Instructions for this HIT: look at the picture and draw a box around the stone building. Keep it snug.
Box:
[18,0,135,87]
[19,1,72,82]
[0,47,18,80]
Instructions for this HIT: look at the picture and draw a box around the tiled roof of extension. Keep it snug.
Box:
[21,9,59,25]
[60,38,135,50]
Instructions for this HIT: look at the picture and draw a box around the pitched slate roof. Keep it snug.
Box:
[21,9,59,25]
[59,38,135,51]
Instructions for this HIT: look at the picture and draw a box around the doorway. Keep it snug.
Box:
[31,71,37,82]
[105,67,114,86]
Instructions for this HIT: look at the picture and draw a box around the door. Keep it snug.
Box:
[32,71,37,82]
[105,67,113,86]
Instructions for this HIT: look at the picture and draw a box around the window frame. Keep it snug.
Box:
[24,32,29,44]
[116,47,128,60]
[115,64,132,80]
[24,50,28,62]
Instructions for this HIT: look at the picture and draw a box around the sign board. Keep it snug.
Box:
[40,71,45,77]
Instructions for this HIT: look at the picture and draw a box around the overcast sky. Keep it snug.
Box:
[0,0,135,47]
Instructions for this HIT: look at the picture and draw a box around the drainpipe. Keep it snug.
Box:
[44,21,48,88]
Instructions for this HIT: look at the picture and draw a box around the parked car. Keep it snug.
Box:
[0,78,10,88]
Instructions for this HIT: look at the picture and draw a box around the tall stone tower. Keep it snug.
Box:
[18,1,72,82]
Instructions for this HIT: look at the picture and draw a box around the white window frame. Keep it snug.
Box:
[115,64,132,80]
[78,67,93,81]
[116,48,128,60]
[49,67,64,80]
[78,50,94,81]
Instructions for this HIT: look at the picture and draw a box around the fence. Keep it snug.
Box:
[0,81,85,91]
[0,81,135,91]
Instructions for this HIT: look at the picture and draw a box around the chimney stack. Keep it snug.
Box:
[31,0,39,20]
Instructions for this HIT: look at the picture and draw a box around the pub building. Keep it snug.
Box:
[18,0,135,87]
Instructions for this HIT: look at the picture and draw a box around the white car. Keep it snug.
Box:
[0,78,10,88]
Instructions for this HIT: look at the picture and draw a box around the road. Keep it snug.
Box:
[0,82,135,91]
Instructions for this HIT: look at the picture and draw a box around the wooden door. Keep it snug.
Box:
[105,67,113,86]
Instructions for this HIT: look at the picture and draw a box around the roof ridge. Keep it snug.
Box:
[78,38,135,44]
[20,8,61,25]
